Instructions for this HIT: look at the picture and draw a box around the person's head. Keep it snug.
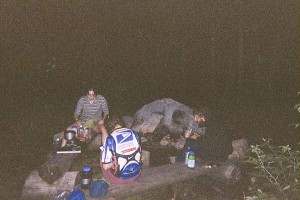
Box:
[193,109,206,125]
[87,88,96,101]
[106,115,124,133]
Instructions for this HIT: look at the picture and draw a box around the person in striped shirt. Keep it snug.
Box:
[73,88,109,133]
[61,88,109,147]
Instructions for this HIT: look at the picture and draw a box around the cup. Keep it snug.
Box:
[184,129,192,138]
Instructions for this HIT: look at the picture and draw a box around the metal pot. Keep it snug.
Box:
[64,130,76,140]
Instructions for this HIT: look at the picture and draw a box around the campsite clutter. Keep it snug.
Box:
[22,98,249,199]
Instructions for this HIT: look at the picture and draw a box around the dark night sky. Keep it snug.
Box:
[0,0,299,184]
[1,1,299,137]
[2,2,298,95]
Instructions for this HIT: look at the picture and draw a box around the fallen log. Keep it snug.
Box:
[38,130,102,184]
[22,171,79,200]
[38,153,79,184]
[204,162,241,184]
[83,161,241,200]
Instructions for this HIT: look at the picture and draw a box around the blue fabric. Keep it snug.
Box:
[89,180,109,198]
[121,161,141,179]
[67,188,85,200]
[176,138,204,162]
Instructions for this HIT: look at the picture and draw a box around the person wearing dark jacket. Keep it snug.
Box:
[176,109,206,162]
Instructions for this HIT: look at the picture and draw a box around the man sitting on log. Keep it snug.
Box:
[99,116,142,184]
[61,88,109,147]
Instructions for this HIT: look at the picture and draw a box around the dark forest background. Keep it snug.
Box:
[0,1,298,199]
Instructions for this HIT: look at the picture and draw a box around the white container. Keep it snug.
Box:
[184,129,192,138]
[187,151,196,169]
[185,151,190,165]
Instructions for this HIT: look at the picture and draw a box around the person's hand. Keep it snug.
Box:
[190,132,200,140]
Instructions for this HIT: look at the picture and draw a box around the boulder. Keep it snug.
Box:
[121,116,134,129]
[141,150,150,167]
[132,113,164,134]
[132,98,196,136]
[228,139,248,160]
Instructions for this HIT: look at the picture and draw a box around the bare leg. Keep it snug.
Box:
[93,120,104,134]
[61,138,67,147]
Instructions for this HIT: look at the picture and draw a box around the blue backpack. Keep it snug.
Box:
[89,179,109,198]
[67,188,85,200]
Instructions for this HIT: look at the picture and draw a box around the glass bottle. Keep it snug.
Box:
[81,166,92,189]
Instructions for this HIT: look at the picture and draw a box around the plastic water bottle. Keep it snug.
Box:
[78,125,84,136]
[81,166,92,189]
[187,151,196,169]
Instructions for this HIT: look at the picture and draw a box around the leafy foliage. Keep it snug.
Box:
[243,93,300,200]
[244,138,299,199]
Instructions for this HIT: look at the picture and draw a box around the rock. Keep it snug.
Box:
[121,116,134,129]
[140,137,148,143]
[170,141,176,146]
[152,125,171,142]
[141,150,150,167]
[207,164,242,184]
[132,113,164,133]
[174,136,186,150]
[228,139,248,160]
[160,135,171,146]
[52,131,64,149]
[132,98,195,136]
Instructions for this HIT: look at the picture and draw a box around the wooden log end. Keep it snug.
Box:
[38,164,63,184]
[22,171,79,200]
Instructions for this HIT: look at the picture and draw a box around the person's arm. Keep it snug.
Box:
[100,96,109,120]
[102,163,113,170]
[102,113,109,121]
[74,97,84,122]
[100,124,109,145]
[100,136,113,170]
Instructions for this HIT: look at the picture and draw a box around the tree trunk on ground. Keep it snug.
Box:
[205,163,241,184]
[38,153,79,184]
[22,171,79,200]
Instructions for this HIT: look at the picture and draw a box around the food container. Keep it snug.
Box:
[64,130,76,140]
[81,166,92,189]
